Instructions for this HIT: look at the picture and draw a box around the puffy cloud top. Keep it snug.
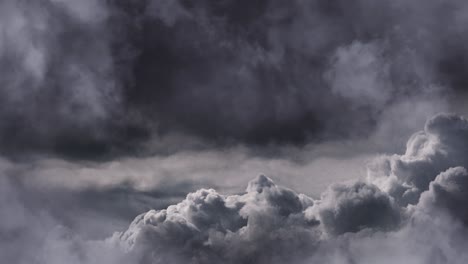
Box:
[418,167,468,225]
[369,113,468,205]
[110,113,468,263]
[115,176,405,263]
[116,175,319,263]
[311,182,401,235]
[3,113,468,263]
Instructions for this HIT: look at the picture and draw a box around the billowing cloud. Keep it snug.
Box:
[2,113,468,263]
[3,0,468,263]
[310,181,401,236]
[115,175,318,264]
[417,167,468,225]
[369,113,468,205]
[104,113,468,263]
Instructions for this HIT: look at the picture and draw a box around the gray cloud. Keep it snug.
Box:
[3,0,468,263]
[310,182,401,236]
[369,113,468,205]
[0,0,122,158]
[2,0,468,158]
[417,167,468,225]
[115,175,319,264]
[105,113,468,263]
[3,113,468,263]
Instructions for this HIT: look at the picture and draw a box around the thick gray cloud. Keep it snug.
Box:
[3,0,468,263]
[2,0,468,158]
[118,0,459,147]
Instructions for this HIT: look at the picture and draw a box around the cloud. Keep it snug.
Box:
[326,41,392,107]
[0,0,122,158]
[310,182,401,236]
[2,113,468,263]
[4,0,468,262]
[113,0,468,149]
[369,113,468,205]
[4,0,468,158]
[417,167,468,225]
[106,113,468,263]
[0,162,136,264]
[114,175,318,264]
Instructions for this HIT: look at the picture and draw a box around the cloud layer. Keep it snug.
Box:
[3,1,468,263]
[2,0,468,158]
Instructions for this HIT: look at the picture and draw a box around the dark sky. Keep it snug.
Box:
[2,1,468,264]
[1,0,468,159]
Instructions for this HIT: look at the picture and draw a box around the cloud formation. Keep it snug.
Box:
[310,181,401,236]
[105,113,468,264]
[417,167,468,225]
[116,175,318,263]
[2,0,468,158]
[2,113,468,263]
[369,114,468,205]
[3,0,468,263]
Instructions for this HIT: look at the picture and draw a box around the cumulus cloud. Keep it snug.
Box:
[115,175,318,264]
[3,113,468,263]
[103,113,468,263]
[310,182,401,236]
[369,113,468,205]
[417,167,468,225]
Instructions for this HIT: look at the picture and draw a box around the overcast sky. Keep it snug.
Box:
[2,1,468,263]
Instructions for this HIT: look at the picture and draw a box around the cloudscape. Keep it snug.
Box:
[2,0,468,263]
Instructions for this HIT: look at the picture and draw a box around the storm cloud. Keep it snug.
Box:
[1,0,468,158]
[3,1,468,264]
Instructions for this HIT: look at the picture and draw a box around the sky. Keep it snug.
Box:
[2,0,468,263]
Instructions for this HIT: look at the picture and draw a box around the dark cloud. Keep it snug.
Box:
[0,0,122,157]
[2,0,468,158]
[107,0,468,148]
[3,0,468,263]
